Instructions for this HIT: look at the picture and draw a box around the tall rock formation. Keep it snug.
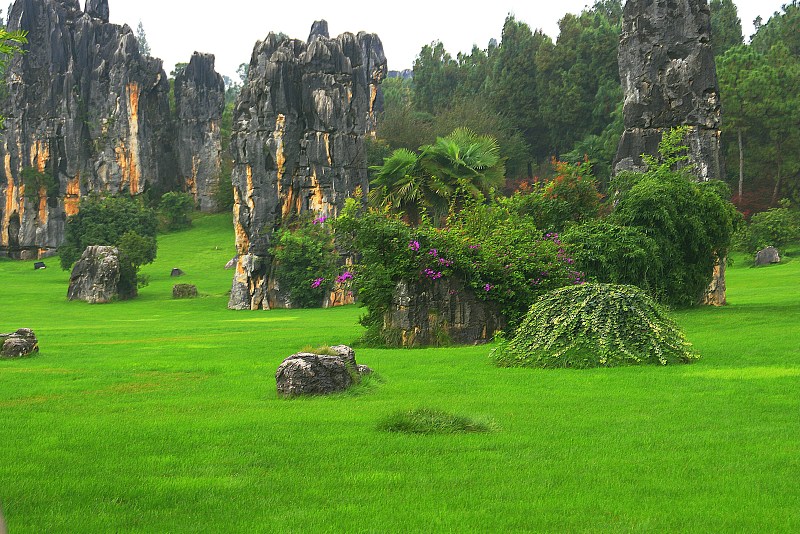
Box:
[613,0,723,180]
[0,0,176,259]
[228,20,386,310]
[174,52,224,212]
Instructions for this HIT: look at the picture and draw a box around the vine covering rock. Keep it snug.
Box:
[492,283,699,368]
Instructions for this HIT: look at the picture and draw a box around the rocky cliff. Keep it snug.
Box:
[0,0,176,259]
[614,0,723,180]
[174,52,224,212]
[228,20,386,310]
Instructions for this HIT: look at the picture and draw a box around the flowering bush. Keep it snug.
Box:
[335,197,582,343]
[270,216,340,308]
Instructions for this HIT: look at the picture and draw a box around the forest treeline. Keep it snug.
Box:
[369,0,800,211]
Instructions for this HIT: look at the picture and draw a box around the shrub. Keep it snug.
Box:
[20,167,59,201]
[738,203,800,253]
[378,408,494,434]
[58,195,158,294]
[270,216,341,309]
[562,219,662,293]
[501,160,601,233]
[158,191,194,231]
[606,128,739,306]
[335,198,582,344]
[492,283,699,369]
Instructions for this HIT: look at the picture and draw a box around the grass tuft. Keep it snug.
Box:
[378,408,495,435]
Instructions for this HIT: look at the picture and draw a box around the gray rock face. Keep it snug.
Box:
[275,345,371,396]
[228,21,386,310]
[1,328,39,358]
[755,246,781,266]
[67,245,127,303]
[175,52,225,212]
[614,0,723,180]
[0,0,177,259]
[386,278,506,347]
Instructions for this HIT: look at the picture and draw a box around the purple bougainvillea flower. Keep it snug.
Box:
[484,284,493,292]
[409,240,420,251]
[313,216,328,225]
[336,271,354,284]
[311,277,325,288]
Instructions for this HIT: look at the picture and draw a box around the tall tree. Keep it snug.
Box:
[710,0,743,57]
[486,16,553,163]
[751,1,800,57]
[136,21,150,56]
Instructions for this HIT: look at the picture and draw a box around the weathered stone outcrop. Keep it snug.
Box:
[229,20,386,310]
[385,278,506,347]
[275,344,372,397]
[172,283,198,299]
[755,246,781,266]
[1,328,39,358]
[175,52,224,211]
[614,0,723,180]
[67,245,129,303]
[0,0,177,259]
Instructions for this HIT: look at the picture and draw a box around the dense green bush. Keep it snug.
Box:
[598,128,739,306]
[158,192,194,231]
[734,203,800,253]
[501,160,600,232]
[58,195,158,295]
[270,216,341,309]
[492,283,699,368]
[20,167,59,201]
[335,197,581,344]
[561,219,661,288]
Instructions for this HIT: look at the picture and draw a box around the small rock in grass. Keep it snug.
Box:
[1,328,39,358]
[755,247,780,266]
[276,345,372,397]
[172,284,198,299]
[170,268,185,277]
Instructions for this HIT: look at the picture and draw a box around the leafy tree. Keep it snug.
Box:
[412,41,460,114]
[158,192,194,231]
[170,62,188,78]
[58,195,158,295]
[486,16,552,163]
[710,0,743,57]
[236,62,249,86]
[135,21,150,56]
[609,130,739,306]
[535,3,623,157]
[751,1,800,57]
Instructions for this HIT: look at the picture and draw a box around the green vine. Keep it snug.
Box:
[492,283,699,368]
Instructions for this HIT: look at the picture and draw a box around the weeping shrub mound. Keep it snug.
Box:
[492,283,699,368]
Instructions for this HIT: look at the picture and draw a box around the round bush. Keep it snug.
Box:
[492,283,698,368]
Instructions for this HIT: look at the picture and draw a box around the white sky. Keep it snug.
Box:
[107,0,790,81]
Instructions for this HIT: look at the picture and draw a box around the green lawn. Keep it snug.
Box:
[1,214,798,532]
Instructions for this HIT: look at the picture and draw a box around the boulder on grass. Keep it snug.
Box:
[276,345,372,397]
[67,246,123,303]
[171,268,185,277]
[173,284,198,299]
[755,247,780,266]
[1,328,39,358]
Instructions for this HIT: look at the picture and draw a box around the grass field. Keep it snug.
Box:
[1,213,799,532]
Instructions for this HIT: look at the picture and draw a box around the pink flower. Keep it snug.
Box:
[484,284,493,292]
[409,240,420,251]
[311,277,325,288]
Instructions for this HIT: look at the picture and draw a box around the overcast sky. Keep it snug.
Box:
[107,0,790,81]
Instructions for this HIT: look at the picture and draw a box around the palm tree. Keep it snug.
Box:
[369,129,505,225]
